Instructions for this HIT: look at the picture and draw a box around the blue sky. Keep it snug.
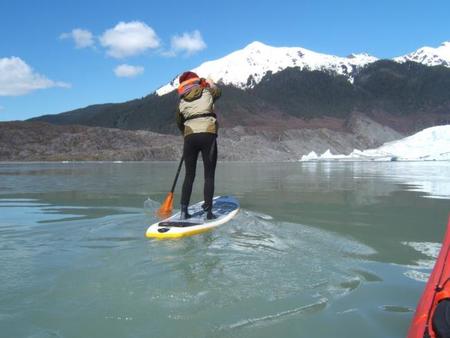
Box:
[1,0,450,121]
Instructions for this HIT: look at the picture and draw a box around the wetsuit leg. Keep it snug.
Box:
[200,134,217,209]
[181,135,199,206]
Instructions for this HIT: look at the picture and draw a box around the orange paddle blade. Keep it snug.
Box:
[157,192,174,218]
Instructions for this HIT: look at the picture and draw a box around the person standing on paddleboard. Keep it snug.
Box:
[176,71,221,220]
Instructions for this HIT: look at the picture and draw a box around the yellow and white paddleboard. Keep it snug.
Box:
[146,196,239,239]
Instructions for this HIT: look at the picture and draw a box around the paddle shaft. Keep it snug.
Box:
[170,156,184,193]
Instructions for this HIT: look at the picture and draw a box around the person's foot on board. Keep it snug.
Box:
[180,205,192,220]
[202,205,217,220]
[202,203,216,219]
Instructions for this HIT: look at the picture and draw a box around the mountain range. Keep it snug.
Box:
[156,41,378,95]
[15,40,450,161]
[156,40,450,94]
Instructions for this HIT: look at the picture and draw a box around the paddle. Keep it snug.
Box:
[157,156,184,217]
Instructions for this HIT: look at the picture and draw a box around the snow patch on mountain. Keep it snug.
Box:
[156,41,378,95]
[156,40,450,96]
[394,41,450,67]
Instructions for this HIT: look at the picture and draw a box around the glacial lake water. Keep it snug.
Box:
[1,161,449,338]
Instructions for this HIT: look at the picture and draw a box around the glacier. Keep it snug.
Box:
[300,125,450,162]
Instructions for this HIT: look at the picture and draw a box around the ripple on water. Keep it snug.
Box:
[217,297,328,332]
[401,241,441,282]
[140,208,377,323]
[379,305,414,313]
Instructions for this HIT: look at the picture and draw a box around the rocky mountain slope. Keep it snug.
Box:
[1,114,402,161]
[0,121,183,161]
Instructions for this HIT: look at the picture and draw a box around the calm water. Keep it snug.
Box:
[1,161,449,338]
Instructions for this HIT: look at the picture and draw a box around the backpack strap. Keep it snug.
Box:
[184,113,217,121]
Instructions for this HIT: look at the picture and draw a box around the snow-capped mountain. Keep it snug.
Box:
[301,125,450,162]
[156,41,378,95]
[394,41,450,67]
[156,40,450,96]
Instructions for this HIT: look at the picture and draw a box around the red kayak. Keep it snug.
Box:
[408,216,450,338]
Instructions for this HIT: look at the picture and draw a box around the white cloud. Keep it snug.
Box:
[0,57,70,96]
[170,30,206,56]
[114,64,144,78]
[100,21,160,58]
[60,28,95,49]
[0,105,4,111]
[160,50,177,57]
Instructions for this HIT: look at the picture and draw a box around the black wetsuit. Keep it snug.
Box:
[181,132,217,209]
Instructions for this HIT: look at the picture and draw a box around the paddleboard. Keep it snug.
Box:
[146,196,239,239]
